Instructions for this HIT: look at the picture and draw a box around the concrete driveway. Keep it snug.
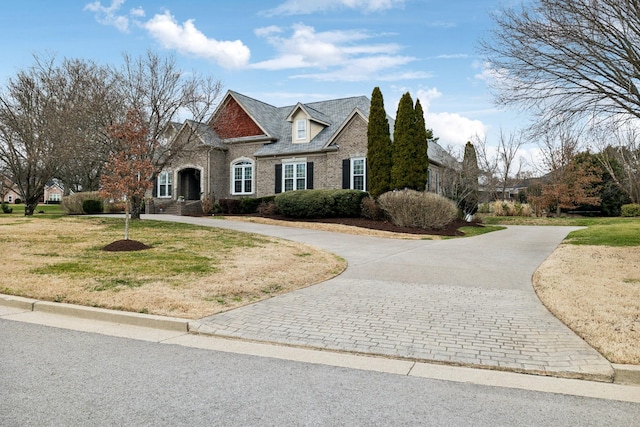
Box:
[150,215,614,381]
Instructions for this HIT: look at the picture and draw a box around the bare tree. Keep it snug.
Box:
[113,51,223,218]
[482,0,640,131]
[0,56,69,215]
[497,130,525,199]
[593,126,640,203]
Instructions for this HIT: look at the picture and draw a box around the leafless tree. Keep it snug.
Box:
[592,126,640,203]
[112,51,223,218]
[0,55,119,215]
[481,0,640,131]
[496,130,526,199]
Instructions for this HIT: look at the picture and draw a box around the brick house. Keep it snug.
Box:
[147,90,452,214]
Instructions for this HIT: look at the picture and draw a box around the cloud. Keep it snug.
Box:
[84,0,131,32]
[411,88,488,147]
[85,2,250,69]
[265,0,405,16]
[143,11,251,69]
[252,23,425,82]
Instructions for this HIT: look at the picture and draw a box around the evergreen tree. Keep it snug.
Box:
[366,87,393,198]
[414,99,429,190]
[391,92,417,189]
[460,141,480,216]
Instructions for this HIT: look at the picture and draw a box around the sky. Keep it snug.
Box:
[0,0,532,161]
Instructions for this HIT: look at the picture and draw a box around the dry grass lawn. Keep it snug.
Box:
[533,244,640,364]
[0,216,345,319]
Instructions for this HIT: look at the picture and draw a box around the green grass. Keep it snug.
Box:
[1,203,65,217]
[481,215,640,246]
[458,225,506,237]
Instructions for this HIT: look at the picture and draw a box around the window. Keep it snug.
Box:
[232,160,253,195]
[283,162,306,192]
[157,171,172,198]
[296,119,307,140]
[351,158,366,191]
[8,195,12,203]
[49,193,61,202]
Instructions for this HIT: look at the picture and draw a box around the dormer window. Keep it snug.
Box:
[296,119,307,140]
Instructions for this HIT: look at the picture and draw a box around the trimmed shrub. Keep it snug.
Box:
[1,203,12,214]
[378,189,457,229]
[218,198,243,214]
[275,190,334,218]
[621,203,640,217]
[61,191,103,215]
[257,200,279,216]
[329,190,368,217]
[82,199,104,214]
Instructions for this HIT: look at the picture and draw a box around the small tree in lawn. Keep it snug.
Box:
[100,109,156,240]
[367,87,393,198]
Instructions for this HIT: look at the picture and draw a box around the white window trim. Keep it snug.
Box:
[350,157,366,191]
[295,119,307,141]
[157,170,173,198]
[230,158,255,195]
[282,161,307,192]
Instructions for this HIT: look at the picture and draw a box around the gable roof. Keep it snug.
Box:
[254,95,372,156]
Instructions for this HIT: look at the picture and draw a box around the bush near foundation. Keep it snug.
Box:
[82,199,104,214]
[377,189,457,229]
[62,191,104,215]
[621,203,640,217]
[275,189,367,218]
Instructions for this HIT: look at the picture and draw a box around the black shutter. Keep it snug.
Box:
[306,162,314,189]
[275,164,282,194]
[342,159,350,189]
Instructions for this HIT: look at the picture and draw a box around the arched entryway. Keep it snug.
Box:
[178,168,201,200]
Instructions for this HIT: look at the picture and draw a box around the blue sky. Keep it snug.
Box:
[0,0,529,156]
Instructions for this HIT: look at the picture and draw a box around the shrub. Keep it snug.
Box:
[61,191,103,215]
[1,203,12,214]
[14,198,22,204]
[82,199,104,214]
[360,196,385,221]
[257,200,279,216]
[218,198,242,214]
[201,196,215,215]
[275,190,334,218]
[492,200,533,217]
[329,190,368,217]
[377,189,457,229]
[621,203,640,217]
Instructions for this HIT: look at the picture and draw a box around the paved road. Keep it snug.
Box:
[146,215,613,381]
[2,319,639,426]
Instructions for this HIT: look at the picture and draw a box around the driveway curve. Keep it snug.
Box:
[148,215,613,381]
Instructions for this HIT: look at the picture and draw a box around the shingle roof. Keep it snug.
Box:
[252,95,372,156]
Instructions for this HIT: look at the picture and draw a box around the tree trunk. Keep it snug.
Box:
[24,197,38,216]
[124,199,130,240]
[130,195,143,220]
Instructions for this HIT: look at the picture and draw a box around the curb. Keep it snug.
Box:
[0,294,189,332]
[1,294,638,386]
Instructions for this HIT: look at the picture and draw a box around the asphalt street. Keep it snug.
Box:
[2,319,639,426]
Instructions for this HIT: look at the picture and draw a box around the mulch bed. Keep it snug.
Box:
[102,239,152,252]
[238,214,482,237]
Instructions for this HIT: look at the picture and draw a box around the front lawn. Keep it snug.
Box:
[0,216,345,319]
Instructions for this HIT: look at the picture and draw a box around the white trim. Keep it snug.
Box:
[230,157,255,195]
[157,170,173,198]
[296,119,307,141]
[350,157,366,191]
[282,161,307,192]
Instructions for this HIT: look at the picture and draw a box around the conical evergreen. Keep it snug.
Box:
[461,141,480,215]
[391,92,417,189]
[366,87,393,198]
[414,99,429,190]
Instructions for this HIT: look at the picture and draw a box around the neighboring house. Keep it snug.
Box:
[43,179,64,204]
[148,90,453,213]
[1,179,20,204]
